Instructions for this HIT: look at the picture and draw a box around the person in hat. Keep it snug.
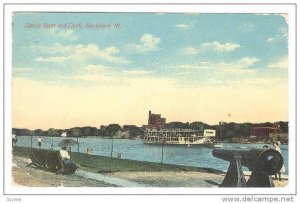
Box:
[273,140,285,181]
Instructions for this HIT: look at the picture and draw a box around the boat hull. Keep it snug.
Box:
[143,141,213,147]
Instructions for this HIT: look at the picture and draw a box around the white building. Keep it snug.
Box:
[203,129,216,137]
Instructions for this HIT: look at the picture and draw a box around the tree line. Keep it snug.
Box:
[12,121,288,139]
[166,121,288,138]
[12,124,144,139]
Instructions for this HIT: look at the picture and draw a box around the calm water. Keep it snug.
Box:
[16,136,289,174]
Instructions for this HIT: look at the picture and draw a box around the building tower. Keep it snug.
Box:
[147,110,166,129]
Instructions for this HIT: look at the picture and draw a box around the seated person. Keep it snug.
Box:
[59,147,77,174]
[60,146,70,160]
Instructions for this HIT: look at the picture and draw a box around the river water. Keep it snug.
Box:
[15,136,289,174]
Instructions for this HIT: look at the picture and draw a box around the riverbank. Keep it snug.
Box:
[13,146,223,174]
[12,146,288,187]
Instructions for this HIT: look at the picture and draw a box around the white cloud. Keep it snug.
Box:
[176,23,192,29]
[178,57,259,74]
[33,43,129,65]
[267,26,287,43]
[181,42,240,55]
[101,46,124,62]
[34,56,67,64]
[181,47,199,55]
[123,70,151,75]
[220,57,259,74]
[179,63,215,70]
[75,44,128,64]
[130,34,161,52]
[235,57,260,67]
[140,34,160,49]
[267,35,282,43]
[268,57,288,69]
[200,41,241,53]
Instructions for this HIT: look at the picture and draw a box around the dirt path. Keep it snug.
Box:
[109,171,224,187]
[108,171,288,187]
[75,170,148,187]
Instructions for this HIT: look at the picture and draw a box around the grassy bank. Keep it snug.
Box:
[12,146,223,174]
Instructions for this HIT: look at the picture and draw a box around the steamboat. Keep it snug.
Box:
[143,129,216,147]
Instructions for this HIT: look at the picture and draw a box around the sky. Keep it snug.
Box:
[12,12,289,130]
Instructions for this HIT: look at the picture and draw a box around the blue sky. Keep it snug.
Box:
[12,13,289,129]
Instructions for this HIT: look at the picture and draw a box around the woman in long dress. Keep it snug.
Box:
[273,141,285,181]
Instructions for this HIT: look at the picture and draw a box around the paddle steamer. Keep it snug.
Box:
[143,129,216,146]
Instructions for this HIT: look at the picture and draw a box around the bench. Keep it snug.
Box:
[27,148,77,175]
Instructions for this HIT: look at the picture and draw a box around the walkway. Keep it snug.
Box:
[75,170,149,187]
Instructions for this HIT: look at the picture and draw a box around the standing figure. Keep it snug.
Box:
[37,137,42,148]
[12,134,17,147]
[273,141,285,181]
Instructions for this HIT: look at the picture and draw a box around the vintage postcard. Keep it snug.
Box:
[2,2,298,203]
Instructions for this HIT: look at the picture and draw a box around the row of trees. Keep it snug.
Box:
[12,121,288,139]
[165,121,288,138]
[12,124,144,139]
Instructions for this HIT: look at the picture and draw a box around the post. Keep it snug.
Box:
[77,137,79,153]
[51,136,54,149]
[111,136,114,158]
[161,136,165,164]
